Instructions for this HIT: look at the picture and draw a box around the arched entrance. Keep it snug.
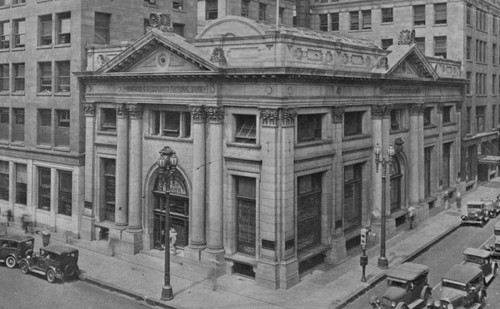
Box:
[390,156,402,213]
[152,170,189,250]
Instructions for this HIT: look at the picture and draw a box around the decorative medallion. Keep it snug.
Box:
[398,29,415,45]
[157,52,170,67]
[265,86,273,95]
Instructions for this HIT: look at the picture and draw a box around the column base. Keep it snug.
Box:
[255,260,279,289]
[80,216,96,241]
[325,234,347,265]
[184,245,205,262]
[201,249,226,278]
[278,258,299,289]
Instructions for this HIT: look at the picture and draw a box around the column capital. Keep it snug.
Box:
[455,101,463,112]
[260,108,279,127]
[206,106,224,123]
[83,102,96,117]
[371,104,392,119]
[437,102,445,114]
[126,104,143,119]
[116,103,128,118]
[331,106,345,123]
[409,103,424,116]
[190,105,206,123]
[280,108,297,127]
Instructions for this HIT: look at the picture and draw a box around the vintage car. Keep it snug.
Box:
[370,262,431,309]
[0,235,34,268]
[484,196,500,215]
[485,221,500,258]
[461,201,491,226]
[429,264,486,309]
[462,247,497,285]
[19,245,79,283]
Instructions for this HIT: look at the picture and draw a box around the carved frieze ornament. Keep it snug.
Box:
[210,47,227,65]
[281,108,297,127]
[190,105,206,123]
[116,103,128,118]
[455,101,463,112]
[126,104,143,119]
[331,106,345,123]
[260,109,279,127]
[398,29,415,45]
[371,104,392,119]
[83,102,95,116]
[149,13,173,32]
[206,106,224,123]
[377,57,388,70]
[394,137,405,154]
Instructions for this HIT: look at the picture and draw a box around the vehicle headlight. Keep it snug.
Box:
[434,300,440,308]
[391,301,396,307]
[447,304,453,309]
[376,298,380,303]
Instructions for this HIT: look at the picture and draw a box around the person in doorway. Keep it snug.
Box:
[169,227,177,255]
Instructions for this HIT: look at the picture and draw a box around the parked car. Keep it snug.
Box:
[429,264,486,309]
[19,245,79,283]
[0,235,34,268]
[461,201,491,226]
[485,221,500,258]
[485,195,500,215]
[462,247,497,285]
[370,262,431,309]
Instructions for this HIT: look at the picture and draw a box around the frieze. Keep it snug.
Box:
[381,86,421,95]
[118,85,208,94]
[260,109,279,127]
[190,105,206,123]
[331,106,345,123]
[281,108,297,127]
[116,103,128,118]
[126,104,143,119]
[371,104,392,118]
[82,102,95,116]
[206,106,224,123]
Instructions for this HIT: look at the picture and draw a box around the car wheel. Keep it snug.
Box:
[421,287,431,302]
[461,215,468,221]
[395,303,409,309]
[64,264,78,280]
[5,256,16,268]
[19,261,29,274]
[46,269,56,283]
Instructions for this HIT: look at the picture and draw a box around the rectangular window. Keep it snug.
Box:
[56,61,70,92]
[493,105,496,127]
[12,0,25,4]
[344,111,363,136]
[434,36,447,58]
[319,14,328,31]
[13,19,25,48]
[434,3,447,24]
[350,11,359,30]
[236,176,256,256]
[39,62,52,93]
[150,110,191,138]
[0,107,8,140]
[56,12,71,44]
[442,106,452,124]
[466,4,472,26]
[494,17,498,36]
[12,108,24,142]
[39,14,52,46]
[172,0,183,10]
[95,12,110,44]
[234,114,256,144]
[15,163,27,205]
[466,107,472,134]
[38,109,52,145]
[361,10,371,30]
[55,110,70,146]
[259,3,266,21]
[381,8,393,23]
[58,170,72,216]
[172,23,184,37]
[38,167,51,210]
[494,43,497,64]
[13,63,24,92]
[424,107,433,126]
[241,0,249,17]
[466,71,471,94]
[381,39,393,50]
[103,159,116,222]
[344,164,362,232]
[297,173,322,251]
[493,75,497,94]
[391,109,405,130]
[466,37,471,60]
[298,114,322,142]
[0,64,8,92]
[424,147,431,197]
[413,5,426,26]
[101,108,116,132]
[0,21,9,49]
[330,12,339,31]
[0,161,8,201]
[206,0,218,20]
[442,143,451,188]
[477,106,485,132]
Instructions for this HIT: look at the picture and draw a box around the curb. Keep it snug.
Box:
[80,274,177,309]
[334,219,462,309]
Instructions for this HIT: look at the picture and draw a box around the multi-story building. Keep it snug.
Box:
[0,0,196,237]
[77,15,464,289]
[309,0,500,193]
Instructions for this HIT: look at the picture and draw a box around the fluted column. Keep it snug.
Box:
[205,106,224,254]
[189,105,207,249]
[126,104,143,231]
[83,103,96,217]
[409,104,422,206]
[371,105,389,217]
[115,103,129,227]
[418,106,425,201]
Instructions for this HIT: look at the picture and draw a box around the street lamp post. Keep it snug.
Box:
[374,143,395,269]
[157,146,178,301]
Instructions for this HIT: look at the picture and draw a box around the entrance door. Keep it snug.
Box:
[390,157,402,213]
[297,173,322,253]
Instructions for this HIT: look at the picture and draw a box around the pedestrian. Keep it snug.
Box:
[21,214,29,233]
[5,209,12,226]
[169,227,177,255]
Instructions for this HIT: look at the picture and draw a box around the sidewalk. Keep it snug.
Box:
[7,180,500,309]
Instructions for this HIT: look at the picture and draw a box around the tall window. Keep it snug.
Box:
[493,75,497,95]
[424,147,431,197]
[12,108,24,142]
[0,64,8,92]
[494,43,497,64]
[241,0,249,17]
[0,108,8,140]
[259,3,266,21]
[466,107,472,134]
[434,36,447,58]
[103,159,116,222]
[442,106,452,124]
[415,37,425,53]
[95,12,110,44]
[330,12,339,31]
[101,108,116,132]
[38,167,51,210]
[344,164,362,232]
[39,62,52,93]
[476,106,485,132]
[466,4,472,26]
[58,170,72,216]
[361,10,371,30]
[38,109,52,145]
[319,14,327,31]
[466,37,471,60]
[56,110,70,146]
[15,163,27,205]
[0,21,9,49]
[236,176,256,256]
[0,161,8,201]
[57,12,71,44]
[442,143,451,189]
[13,63,24,92]
[206,0,218,20]
[350,11,359,30]
[39,14,52,46]
[297,114,322,142]
[424,107,433,126]
[413,5,426,26]
[297,173,322,252]
[56,61,70,92]
[13,19,25,48]
[381,8,393,23]
[150,110,191,138]
[173,23,184,37]
[493,105,496,127]
[344,111,363,136]
[466,71,471,94]
[434,3,447,24]
[234,114,256,144]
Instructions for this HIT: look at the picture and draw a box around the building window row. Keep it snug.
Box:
[0,62,24,93]
[476,73,487,95]
[38,61,70,94]
[0,161,26,205]
[475,39,487,63]
[0,107,24,143]
[350,10,371,31]
[37,108,70,147]
[413,4,447,26]
[0,0,25,7]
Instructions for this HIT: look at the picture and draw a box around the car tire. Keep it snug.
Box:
[395,303,409,309]
[5,256,16,268]
[420,286,431,302]
[64,264,78,280]
[46,269,56,283]
[461,215,468,221]
[19,261,29,274]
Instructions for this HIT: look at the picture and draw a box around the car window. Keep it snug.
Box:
[465,255,483,264]
[0,240,8,248]
[8,241,18,249]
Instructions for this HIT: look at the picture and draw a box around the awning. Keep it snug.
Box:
[478,155,500,165]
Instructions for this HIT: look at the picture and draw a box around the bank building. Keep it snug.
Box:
[76,16,465,289]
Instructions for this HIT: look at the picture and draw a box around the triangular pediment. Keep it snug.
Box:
[97,28,220,74]
[379,44,438,80]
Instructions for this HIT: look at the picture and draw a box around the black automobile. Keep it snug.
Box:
[19,245,79,283]
[0,235,34,268]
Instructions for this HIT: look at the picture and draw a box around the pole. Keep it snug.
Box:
[360,248,367,282]
[276,0,280,28]
[378,173,388,269]
[161,170,173,301]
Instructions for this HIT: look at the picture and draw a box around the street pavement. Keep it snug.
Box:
[6,179,500,309]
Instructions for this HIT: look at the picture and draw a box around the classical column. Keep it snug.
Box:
[205,106,224,256]
[436,102,444,193]
[409,104,422,206]
[188,105,207,250]
[371,105,386,218]
[81,102,96,240]
[126,104,143,231]
[115,103,129,228]
[418,105,425,202]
